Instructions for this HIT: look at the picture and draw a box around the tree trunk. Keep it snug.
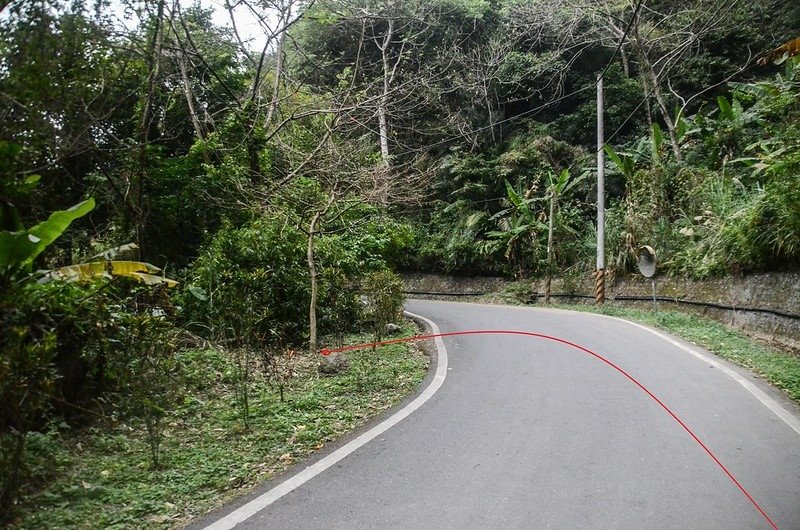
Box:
[620,46,630,77]
[307,211,321,355]
[175,36,210,164]
[265,4,289,129]
[376,16,394,174]
[247,128,262,181]
[644,92,654,132]
[377,101,390,165]
[487,100,498,145]
[649,76,683,162]
[135,0,167,259]
[545,191,556,304]
[374,17,394,204]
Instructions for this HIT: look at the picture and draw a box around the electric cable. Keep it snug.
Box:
[597,0,645,83]
[392,0,647,157]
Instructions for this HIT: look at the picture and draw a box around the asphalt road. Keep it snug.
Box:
[199,300,800,529]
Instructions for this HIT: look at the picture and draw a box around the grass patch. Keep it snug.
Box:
[12,323,428,529]
[554,303,800,404]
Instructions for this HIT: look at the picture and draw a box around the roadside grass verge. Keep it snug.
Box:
[12,323,428,529]
[553,303,800,404]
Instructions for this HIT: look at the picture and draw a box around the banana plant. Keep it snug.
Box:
[651,123,664,165]
[0,198,95,283]
[604,138,652,180]
[37,243,176,287]
[39,259,178,288]
[483,180,546,279]
[544,169,586,302]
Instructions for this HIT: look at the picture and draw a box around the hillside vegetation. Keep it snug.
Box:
[1,0,798,524]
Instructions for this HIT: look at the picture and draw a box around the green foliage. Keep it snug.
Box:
[483,180,547,278]
[0,280,115,515]
[409,135,589,277]
[650,123,664,165]
[756,153,800,261]
[677,154,800,276]
[360,270,405,346]
[0,424,69,522]
[117,316,182,469]
[181,201,409,346]
[10,332,426,530]
[406,209,506,276]
[0,268,184,514]
[0,316,57,515]
[1,282,118,415]
[549,64,647,146]
[0,198,95,281]
[605,145,636,180]
[182,216,309,344]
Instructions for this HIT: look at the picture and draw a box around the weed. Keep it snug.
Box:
[11,323,427,529]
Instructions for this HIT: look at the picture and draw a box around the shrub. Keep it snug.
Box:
[182,213,392,347]
[754,154,800,266]
[181,217,309,344]
[0,305,57,514]
[360,270,405,346]
[0,280,122,514]
[114,315,181,468]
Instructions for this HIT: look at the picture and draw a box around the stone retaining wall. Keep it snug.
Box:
[402,272,800,353]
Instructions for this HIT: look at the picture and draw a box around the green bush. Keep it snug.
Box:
[0,280,127,514]
[754,154,800,267]
[360,270,405,345]
[405,209,508,276]
[0,282,125,420]
[670,152,800,277]
[181,217,310,344]
[0,312,57,513]
[181,211,404,347]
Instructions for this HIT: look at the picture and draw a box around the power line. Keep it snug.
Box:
[394,0,646,157]
[598,0,645,83]
[396,84,595,155]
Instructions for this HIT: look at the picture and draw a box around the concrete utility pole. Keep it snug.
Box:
[595,74,606,305]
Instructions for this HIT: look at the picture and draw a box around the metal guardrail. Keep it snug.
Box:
[403,291,800,320]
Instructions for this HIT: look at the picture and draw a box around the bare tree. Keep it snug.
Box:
[215,0,314,179]
[506,0,739,160]
[447,20,578,147]
[133,0,169,257]
[298,0,446,202]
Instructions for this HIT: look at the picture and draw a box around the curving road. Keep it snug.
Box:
[197,300,800,529]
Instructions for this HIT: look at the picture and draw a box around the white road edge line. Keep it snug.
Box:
[618,316,800,437]
[203,311,448,530]
[438,300,800,437]
[511,303,800,437]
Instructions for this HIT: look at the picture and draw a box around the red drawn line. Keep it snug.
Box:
[321,330,779,530]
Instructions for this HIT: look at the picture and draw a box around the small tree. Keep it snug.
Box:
[544,169,586,303]
[483,181,547,280]
[361,270,405,350]
[122,315,181,469]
